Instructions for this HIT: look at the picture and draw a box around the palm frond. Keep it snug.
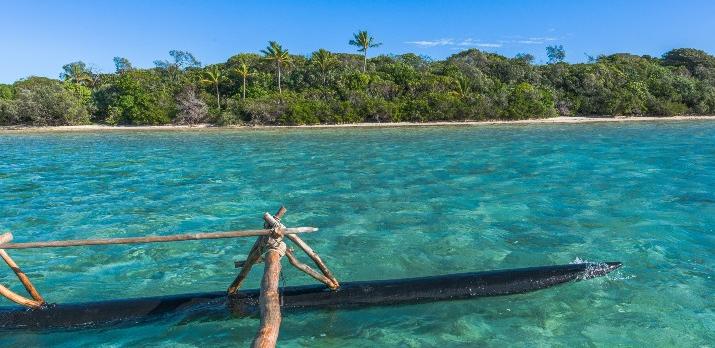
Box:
[349,31,381,53]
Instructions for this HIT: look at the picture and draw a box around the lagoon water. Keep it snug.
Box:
[0,122,713,347]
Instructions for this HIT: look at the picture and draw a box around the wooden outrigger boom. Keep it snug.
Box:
[0,206,338,347]
[0,227,317,249]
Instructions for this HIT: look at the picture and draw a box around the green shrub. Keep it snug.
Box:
[281,99,323,125]
[505,82,556,119]
[95,70,172,125]
[6,47,715,127]
[8,77,90,126]
[0,84,13,100]
[647,99,689,116]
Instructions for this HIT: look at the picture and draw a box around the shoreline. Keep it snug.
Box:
[2,115,715,132]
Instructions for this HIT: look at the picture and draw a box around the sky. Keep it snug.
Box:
[1,0,714,83]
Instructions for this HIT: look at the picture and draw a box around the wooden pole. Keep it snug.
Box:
[0,250,44,303]
[0,284,43,309]
[228,207,288,295]
[274,206,287,221]
[251,209,287,347]
[285,234,340,288]
[285,248,338,289]
[0,227,316,250]
[227,237,265,294]
[251,244,284,348]
[0,233,44,309]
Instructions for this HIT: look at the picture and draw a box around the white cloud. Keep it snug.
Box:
[406,38,502,48]
[406,35,556,49]
[515,37,558,45]
[404,38,454,47]
[531,37,558,41]
[474,43,503,48]
[457,39,503,48]
[456,38,477,46]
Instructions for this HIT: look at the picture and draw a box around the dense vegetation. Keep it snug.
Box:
[2,33,715,126]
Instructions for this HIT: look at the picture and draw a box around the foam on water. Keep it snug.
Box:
[1,122,714,346]
[570,257,635,281]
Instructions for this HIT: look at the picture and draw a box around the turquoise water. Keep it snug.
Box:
[0,122,713,347]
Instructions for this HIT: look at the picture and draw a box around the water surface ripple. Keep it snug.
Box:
[0,122,713,346]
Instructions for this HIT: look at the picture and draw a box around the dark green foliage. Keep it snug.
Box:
[546,45,566,64]
[113,57,133,74]
[2,47,715,127]
[1,77,89,126]
[0,84,13,100]
[94,70,173,125]
[60,61,95,86]
[662,48,715,80]
[506,83,556,119]
[0,84,15,125]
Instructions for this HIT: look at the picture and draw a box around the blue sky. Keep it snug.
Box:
[1,0,714,83]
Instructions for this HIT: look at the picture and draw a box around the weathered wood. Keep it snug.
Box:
[251,208,287,347]
[285,248,338,289]
[235,259,263,268]
[286,234,339,288]
[1,227,317,250]
[227,237,265,294]
[0,250,44,303]
[0,233,44,308]
[0,283,43,309]
[274,206,287,221]
[0,233,11,245]
[262,213,283,236]
[228,207,288,295]
[251,245,284,348]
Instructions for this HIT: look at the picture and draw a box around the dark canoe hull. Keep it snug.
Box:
[0,262,621,330]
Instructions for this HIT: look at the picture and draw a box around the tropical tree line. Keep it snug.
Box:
[1,31,715,126]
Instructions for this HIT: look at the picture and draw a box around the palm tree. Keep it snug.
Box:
[449,75,472,99]
[349,31,382,72]
[261,41,292,94]
[61,62,93,86]
[201,66,225,109]
[235,62,252,100]
[311,49,337,85]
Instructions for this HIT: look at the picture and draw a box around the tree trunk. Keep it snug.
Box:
[363,51,367,72]
[215,83,221,109]
[242,76,247,100]
[277,63,282,94]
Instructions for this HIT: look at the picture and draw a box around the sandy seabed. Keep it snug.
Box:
[2,115,715,132]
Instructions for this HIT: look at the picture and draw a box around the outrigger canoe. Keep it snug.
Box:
[0,262,621,330]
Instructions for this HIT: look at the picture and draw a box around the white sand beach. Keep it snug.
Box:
[2,115,715,132]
